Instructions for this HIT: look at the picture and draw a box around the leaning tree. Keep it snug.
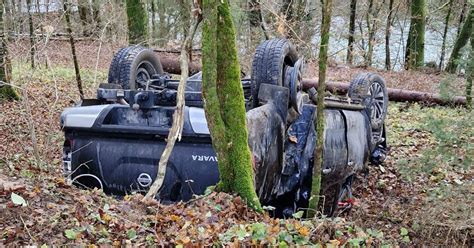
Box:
[446,6,473,73]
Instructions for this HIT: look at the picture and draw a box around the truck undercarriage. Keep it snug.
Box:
[61,39,388,217]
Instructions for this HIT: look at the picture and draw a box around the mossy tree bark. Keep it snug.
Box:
[126,0,148,45]
[457,0,468,36]
[202,0,262,211]
[346,0,356,65]
[466,4,473,109]
[308,0,332,217]
[446,7,473,73]
[438,0,454,70]
[0,0,18,101]
[405,0,426,70]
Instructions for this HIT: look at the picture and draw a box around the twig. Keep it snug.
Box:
[21,89,40,163]
[19,215,36,243]
[94,20,112,84]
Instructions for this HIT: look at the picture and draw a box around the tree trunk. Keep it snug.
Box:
[26,0,36,69]
[405,0,426,70]
[385,0,394,70]
[157,1,167,46]
[457,0,468,36]
[150,0,157,43]
[308,0,332,217]
[466,4,473,109]
[92,0,101,32]
[446,7,473,73]
[78,0,89,36]
[439,0,454,70]
[178,0,191,59]
[248,0,269,40]
[202,0,261,210]
[63,0,84,99]
[365,0,375,67]
[347,0,356,65]
[126,0,148,45]
[0,0,18,101]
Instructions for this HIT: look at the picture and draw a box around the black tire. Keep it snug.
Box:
[348,73,388,132]
[108,46,164,89]
[251,39,298,107]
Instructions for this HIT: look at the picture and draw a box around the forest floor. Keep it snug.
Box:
[0,41,472,246]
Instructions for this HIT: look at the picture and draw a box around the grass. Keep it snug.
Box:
[11,62,108,96]
[385,102,473,244]
[387,103,473,176]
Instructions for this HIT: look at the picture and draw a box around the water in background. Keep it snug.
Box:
[312,16,460,71]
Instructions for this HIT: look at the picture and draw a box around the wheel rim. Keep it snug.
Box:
[369,81,385,123]
[368,81,386,142]
[136,61,155,88]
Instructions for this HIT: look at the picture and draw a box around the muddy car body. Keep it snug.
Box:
[61,39,387,216]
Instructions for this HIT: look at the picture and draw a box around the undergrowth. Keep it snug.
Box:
[1,65,472,246]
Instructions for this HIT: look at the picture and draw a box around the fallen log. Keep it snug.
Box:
[160,55,201,75]
[157,55,467,106]
[302,79,467,106]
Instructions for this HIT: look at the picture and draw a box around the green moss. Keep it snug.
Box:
[0,85,19,100]
[202,0,261,211]
[126,0,148,45]
[0,0,18,101]
[406,0,426,69]
[446,7,473,73]
[308,0,332,217]
[467,4,474,109]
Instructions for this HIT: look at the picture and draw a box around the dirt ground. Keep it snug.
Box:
[0,40,472,246]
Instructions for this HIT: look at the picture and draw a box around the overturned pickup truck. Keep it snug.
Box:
[60,39,387,217]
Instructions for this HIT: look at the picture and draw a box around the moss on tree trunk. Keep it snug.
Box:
[446,7,473,73]
[202,0,261,211]
[467,3,473,109]
[438,0,454,70]
[126,0,148,45]
[308,0,332,217]
[0,0,19,101]
[405,0,425,70]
